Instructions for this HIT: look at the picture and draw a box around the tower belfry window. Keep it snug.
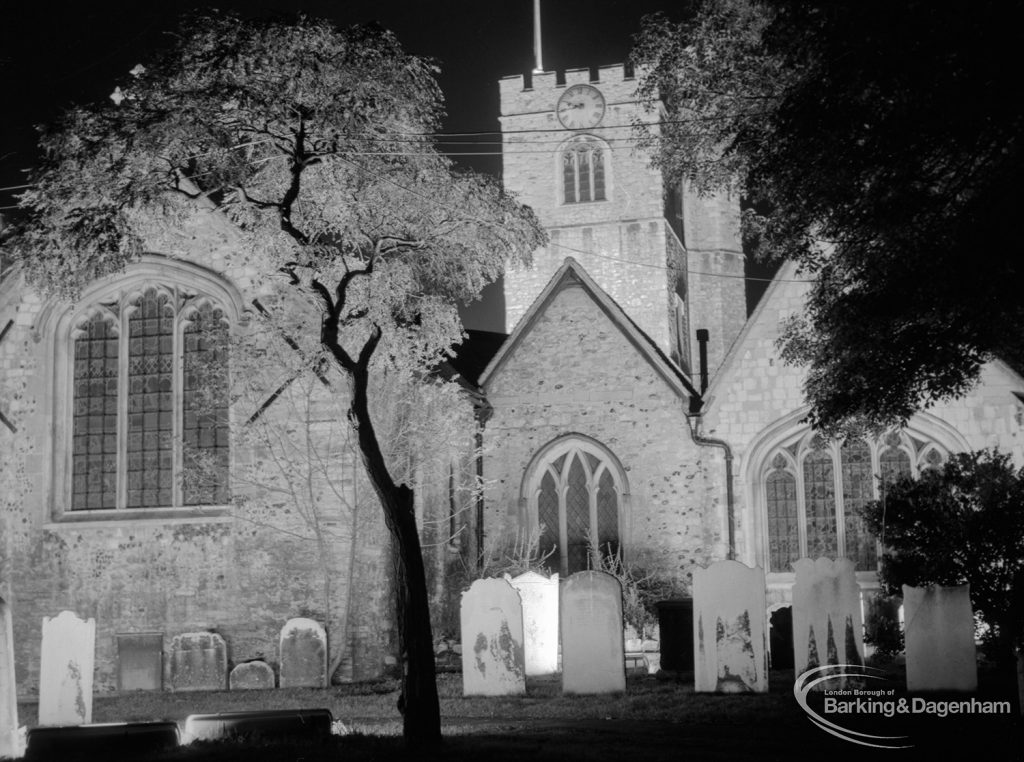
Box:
[562,137,606,204]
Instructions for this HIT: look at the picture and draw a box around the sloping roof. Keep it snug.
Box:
[478,257,701,402]
[436,329,509,390]
[701,259,805,408]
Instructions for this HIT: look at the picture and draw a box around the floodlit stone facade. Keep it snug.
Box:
[0,200,475,695]
[1,58,1022,698]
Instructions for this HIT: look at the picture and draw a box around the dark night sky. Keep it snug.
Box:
[0,1,704,330]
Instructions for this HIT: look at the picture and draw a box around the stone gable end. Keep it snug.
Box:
[482,282,722,586]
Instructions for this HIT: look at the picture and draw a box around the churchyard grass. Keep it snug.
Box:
[14,668,1021,761]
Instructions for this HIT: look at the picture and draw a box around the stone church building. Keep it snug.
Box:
[2,62,1023,695]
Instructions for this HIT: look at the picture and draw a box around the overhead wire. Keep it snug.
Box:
[0,116,810,285]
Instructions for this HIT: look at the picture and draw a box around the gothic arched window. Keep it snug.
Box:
[761,431,945,573]
[68,283,230,511]
[525,437,626,576]
[562,137,607,204]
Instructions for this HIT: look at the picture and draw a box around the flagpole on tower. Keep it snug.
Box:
[533,0,545,73]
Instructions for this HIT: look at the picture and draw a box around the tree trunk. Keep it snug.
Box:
[346,361,441,743]
[387,484,442,742]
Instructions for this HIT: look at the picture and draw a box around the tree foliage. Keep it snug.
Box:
[10,11,545,742]
[860,450,1024,658]
[632,1,1024,431]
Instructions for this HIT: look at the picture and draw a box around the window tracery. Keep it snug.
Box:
[67,283,230,511]
[762,430,944,573]
[524,436,626,576]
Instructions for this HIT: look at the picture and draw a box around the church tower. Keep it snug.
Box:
[499,65,746,378]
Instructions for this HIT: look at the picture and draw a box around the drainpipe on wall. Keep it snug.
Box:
[690,328,735,560]
[689,419,736,562]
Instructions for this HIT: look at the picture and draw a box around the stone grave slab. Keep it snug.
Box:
[0,597,18,757]
[25,722,179,760]
[560,571,626,694]
[229,660,275,690]
[506,571,559,676]
[693,560,768,693]
[460,578,526,696]
[116,633,163,691]
[279,618,327,688]
[168,632,228,692]
[38,610,95,725]
[183,709,332,744]
[903,584,977,692]
[792,557,864,680]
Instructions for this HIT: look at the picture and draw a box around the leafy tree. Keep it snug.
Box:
[9,11,544,741]
[860,450,1024,706]
[632,0,1024,432]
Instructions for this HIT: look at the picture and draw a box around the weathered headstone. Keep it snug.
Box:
[279,618,327,688]
[693,560,768,693]
[506,571,559,675]
[560,571,626,694]
[0,598,18,757]
[903,584,977,692]
[792,558,864,680]
[168,632,228,692]
[229,660,276,690]
[116,633,163,691]
[460,578,526,696]
[38,610,95,725]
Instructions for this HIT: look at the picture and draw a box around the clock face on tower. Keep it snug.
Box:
[556,84,606,129]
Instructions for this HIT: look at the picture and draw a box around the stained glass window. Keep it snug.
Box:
[565,455,590,574]
[69,286,229,511]
[126,290,175,508]
[596,469,619,561]
[879,439,912,488]
[764,432,946,573]
[841,439,876,570]
[803,446,837,559]
[72,313,120,510]
[527,439,623,577]
[765,456,798,572]
[538,471,560,574]
[183,302,230,505]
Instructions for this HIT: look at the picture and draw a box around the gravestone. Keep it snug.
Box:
[168,632,228,692]
[560,571,626,694]
[0,598,18,757]
[229,660,276,690]
[117,633,163,691]
[506,571,559,675]
[460,578,526,696]
[903,584,977,692]
[693,560,768,693]
[792,558,864,679]
[38,610,95,725]
[279,618,327,688]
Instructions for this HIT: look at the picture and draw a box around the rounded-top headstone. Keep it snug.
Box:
[229,660,276,690]
[560,571,625,694]
[506,571,559,676]
[279,618,327,688]
[168,632,228,692]
[460,578,526,696]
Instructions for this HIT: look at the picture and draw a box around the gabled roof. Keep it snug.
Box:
[701,259,805,408]
[478,257,701,401]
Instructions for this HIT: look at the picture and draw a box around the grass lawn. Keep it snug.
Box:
[14,668,1022,761]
